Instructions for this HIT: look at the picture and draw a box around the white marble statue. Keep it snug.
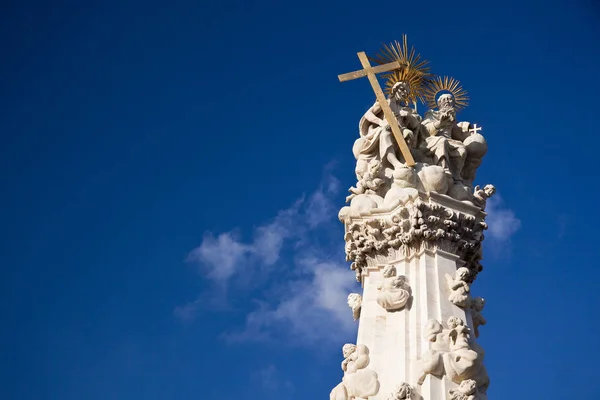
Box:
[445,267,473,308]
[388,82,427,151]
[421,94,487,185]
[347,159,385,203]
[472,184,496,210]
[376,265,411,311]
[336,41,496,400]
[342,76,497,217]
[347,293,363,321]
[353,82,424,186]
[330,344,380,400]
[417,317,489,392]
[448,379,483,400]
[388,382,413,400]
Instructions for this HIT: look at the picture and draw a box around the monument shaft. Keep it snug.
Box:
[331,37,493,400]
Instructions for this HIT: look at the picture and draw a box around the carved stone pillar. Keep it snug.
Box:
[339,191,489,400]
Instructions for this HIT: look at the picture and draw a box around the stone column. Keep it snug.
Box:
[338,191,490,400]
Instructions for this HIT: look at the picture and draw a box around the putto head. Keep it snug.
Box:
[367,158,382,174]
[347,293,362,307]
[483,184,496,197]
[342,343,357,358]
[456,267,470,281]
[458,379,477,395]
[382,264,397,278]
[393,382,413,399]
[447,316,464,329]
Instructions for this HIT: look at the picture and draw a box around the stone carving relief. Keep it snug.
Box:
[376,265,411,311]
[445,268,486,336]
[417,317,489,394]
[347,293,363,321]
[345,80,492,214]
[388,382,413,400]
[448,379,485,400]
[472,185,495,210]
[347,159,385,204]
[330,344,380,400]
[421,95,487,186]
[343,199,486,282]
[445,267,484,309]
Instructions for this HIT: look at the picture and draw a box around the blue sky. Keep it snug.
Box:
[1,0,599,399]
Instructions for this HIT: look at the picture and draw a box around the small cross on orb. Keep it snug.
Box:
[338,52,416,167]
[469,124,482,135]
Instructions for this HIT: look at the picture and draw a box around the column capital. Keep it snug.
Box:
[341,191,488,283]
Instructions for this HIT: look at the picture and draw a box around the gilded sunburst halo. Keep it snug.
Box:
[423,76,470,112]
[369,35,432,105]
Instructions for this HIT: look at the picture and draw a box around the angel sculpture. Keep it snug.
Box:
[347,293,362,321]
[448,379,480,400]
[377,265,411,311]
[330,344,380,400]
[445,267,473,308]
[346,159,384,203]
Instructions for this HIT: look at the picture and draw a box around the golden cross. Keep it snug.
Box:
[469,124,482,135]
[338,52,416,167]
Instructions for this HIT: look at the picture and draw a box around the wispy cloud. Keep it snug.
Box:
[176,166,359,345]
[223,258,357,345]
[186,231,251,283]
[485,195,521,242]
[252,365,294,393]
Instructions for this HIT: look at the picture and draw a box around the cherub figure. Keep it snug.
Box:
[346,159,385,202]
[347,293,362,321]
[448,379,479,400]
[388,382,413,400]
[330,344,380,400]
[472,184,496,209]
[445,267,472,308]
[417,317,489,391]
[447,316,471,351]
[377,265,411,311]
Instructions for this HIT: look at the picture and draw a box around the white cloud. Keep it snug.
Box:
[252,365,294,393]
[186,232,250,283]
[224,259,357,345]
[305,172,340,228]
[251,199,303,266]
[176,167,359,345]
[485,195,521,241]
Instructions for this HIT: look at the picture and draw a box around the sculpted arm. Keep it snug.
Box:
[364,102,387,128]
[451,280,468,291]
